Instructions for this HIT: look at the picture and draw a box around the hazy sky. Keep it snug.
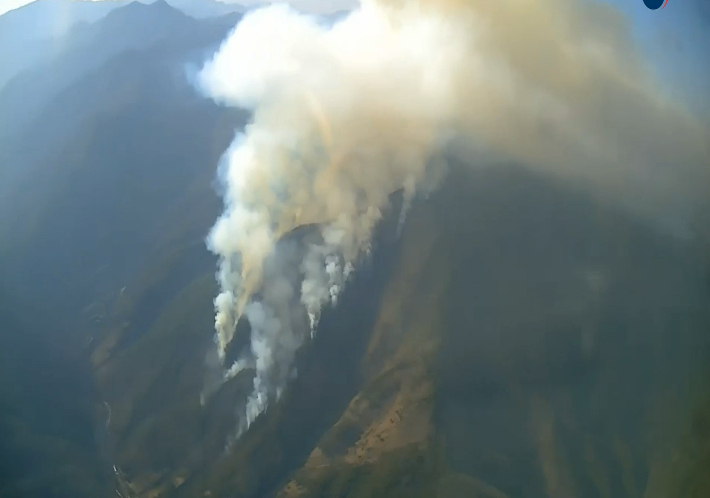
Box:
[0,0,32,15]
[244,0,356,13]
[0,0,357,16]
[0,0,706,115]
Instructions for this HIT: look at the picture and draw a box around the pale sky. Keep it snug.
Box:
[1,0,34,16]
[243,0,356,13]
[0,0,357,17]
[0,0,706,116]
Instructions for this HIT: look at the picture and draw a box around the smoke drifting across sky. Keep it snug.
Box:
[198,0,710,436]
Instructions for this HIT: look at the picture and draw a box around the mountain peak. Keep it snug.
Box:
[149,0,172,9]
[118,0,175,13]
[103,0,192,26]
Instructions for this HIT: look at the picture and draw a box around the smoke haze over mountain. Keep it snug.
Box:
[199,0,710,436]
[0,0,709,496]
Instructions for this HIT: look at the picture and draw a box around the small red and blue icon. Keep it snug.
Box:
[643,0,668,9]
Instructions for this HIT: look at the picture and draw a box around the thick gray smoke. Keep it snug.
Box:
[199,0,710,434]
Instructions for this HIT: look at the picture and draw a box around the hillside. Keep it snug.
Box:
[0,0,248,91]
[0,1,245,321]
[0,0,129,90]
[0,2,709,498]
[0,4,245,496]
[86,166,710,498]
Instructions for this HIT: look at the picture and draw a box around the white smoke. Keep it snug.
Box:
[199,0,709,435]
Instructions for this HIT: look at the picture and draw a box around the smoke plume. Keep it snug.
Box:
[199,0,709,434]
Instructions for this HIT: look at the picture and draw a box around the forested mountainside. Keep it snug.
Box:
[84,165,710,498]
[0,2,244,495]
[0,1,709,497]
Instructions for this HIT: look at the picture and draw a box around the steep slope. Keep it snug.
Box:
[0,0,204,140]
[1,4,708,498]
[0,286,109,498]
[0,0,129,91]
[272,166,710,498]
[0,4,245,320]
[86,165,710,498]
[0,7,245,497]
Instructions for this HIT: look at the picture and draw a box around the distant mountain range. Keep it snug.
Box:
[0,0,248,320]
[0,4,247,495]
[0,0,252,91]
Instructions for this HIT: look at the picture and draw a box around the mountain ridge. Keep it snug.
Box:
[0,2,709,498]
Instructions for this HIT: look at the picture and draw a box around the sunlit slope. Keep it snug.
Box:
[90,165,709,498]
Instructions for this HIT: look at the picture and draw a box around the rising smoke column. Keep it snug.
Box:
[199,0,709,435]
[199,1,455,433]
